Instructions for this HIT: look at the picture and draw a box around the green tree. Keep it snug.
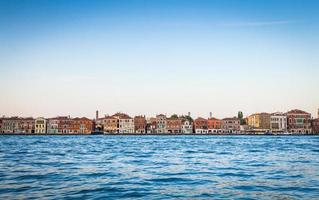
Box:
[171,114,179,119]
[238,111,246,125]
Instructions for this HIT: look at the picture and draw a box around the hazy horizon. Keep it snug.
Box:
[1,0,318,119]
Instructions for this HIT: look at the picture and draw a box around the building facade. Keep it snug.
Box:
[312,118,319,134]
[72,117,93,134]
[112,113,134,133]
[181,119,193,134]
[47,118,59,134]
[270,112,287,132]
[156,114,167,133]
[35,117,47,134]
[134,115,146,133]
[194,117,208,134]
[166,117,182,133]
[286,109,312,134]
[0,118,2,133]
[19,118,35,133]
[221,117,240,133]
[207,117,222,133]
[146,117,157,133]
[2,117,21,133]
[102,116,118,133]
[247,113,270,131]
[57,116,73,134]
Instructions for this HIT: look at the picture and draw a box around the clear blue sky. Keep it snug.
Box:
[0,0,318,118]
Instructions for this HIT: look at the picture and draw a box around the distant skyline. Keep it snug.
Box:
[0,0,318,118]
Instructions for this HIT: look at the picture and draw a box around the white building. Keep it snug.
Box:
[47,118,59,134]
[270,112,287,132]
[35,117,47,134]
[112,113,134,133]
[181,119,193,134]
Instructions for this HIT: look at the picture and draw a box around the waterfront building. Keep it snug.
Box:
[207,117,222,133]
[35,117,47,134]
[2,117,20,133]
[270,112,287,132]
[57,116,73,134]
[0,118,2,133]
[166,117,182,133]
[101,116,118,133]
[112,113,134,133]
[72,117,93,134]
[194,117,208,134]
[156,114,167,133]
[181,118,193,134]
[247,113,270,131]
[19,118,35,133]
[134,115,146,133]
[47,118,59,134]
[221,117,240,133]
[312,118,319,134]
[286,109,312,134]
[240,125,250,132]
[146,117,157,133]
[95,117,105,131]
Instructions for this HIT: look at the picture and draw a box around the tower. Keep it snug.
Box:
[96,110,99,120]
[209,112,212,118]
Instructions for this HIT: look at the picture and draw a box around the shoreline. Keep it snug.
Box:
[0,133,318,136]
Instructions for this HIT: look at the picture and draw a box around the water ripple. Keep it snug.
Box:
[0,135,319,199]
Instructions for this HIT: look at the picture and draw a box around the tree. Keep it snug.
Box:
[170,114,179,119]
[238,111,246,125]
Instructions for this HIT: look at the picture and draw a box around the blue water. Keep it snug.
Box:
[0,136,319,199]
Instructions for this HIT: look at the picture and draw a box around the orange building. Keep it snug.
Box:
[72,117,93,134]
[207,117,222,133]
[194,117,208,134]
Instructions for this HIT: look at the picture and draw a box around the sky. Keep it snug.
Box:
[0,0,318,119]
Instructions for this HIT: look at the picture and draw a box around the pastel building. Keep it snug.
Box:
[247,113,270,131]
[2,117,21,133]
[112,113,134,133]
[19,118,35,133]
[156,114,167,133]
[47,118,59,134]
[166,117,182,133]
[270,112,287,132]
[134,115,146,133]
[194,117,208,134]
[207,117,222,133]
[35,117,47,134]
[286,109,312,134]
[181,119,193,134]
[221,117,240,133]
[102,116,118,133]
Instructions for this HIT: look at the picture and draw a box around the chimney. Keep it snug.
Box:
[188,112,191,117]
[96,110,99,120]
[210,112,212,118]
